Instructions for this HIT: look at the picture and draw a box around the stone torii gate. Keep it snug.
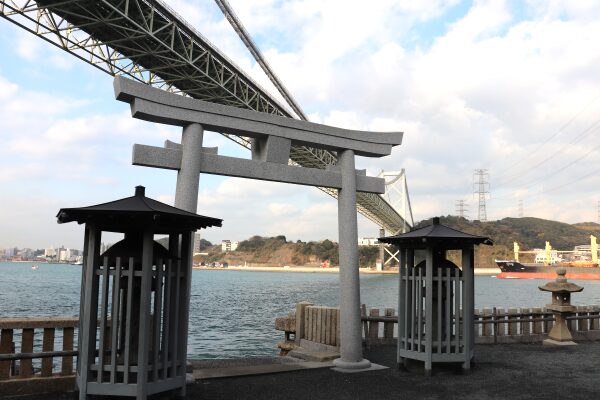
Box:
[114,76,403,371]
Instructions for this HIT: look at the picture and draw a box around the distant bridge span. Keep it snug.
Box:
[0,0,411,233]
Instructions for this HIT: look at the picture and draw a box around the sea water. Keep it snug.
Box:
[1,262,600,358]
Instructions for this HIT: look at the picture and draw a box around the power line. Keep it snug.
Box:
[494,92,600,182]
[495,117,600,189]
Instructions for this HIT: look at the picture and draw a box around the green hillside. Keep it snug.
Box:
[415,216,600,268]
[192,217,600,270]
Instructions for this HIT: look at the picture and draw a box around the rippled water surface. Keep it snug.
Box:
[2,262,600,358]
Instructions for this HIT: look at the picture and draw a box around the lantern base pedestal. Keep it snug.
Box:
[331,358,371,372]
[543,338,577,346]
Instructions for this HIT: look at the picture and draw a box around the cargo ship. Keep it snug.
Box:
[495,236,600,280]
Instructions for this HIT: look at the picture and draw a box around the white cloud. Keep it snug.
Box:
[3,0,600,249]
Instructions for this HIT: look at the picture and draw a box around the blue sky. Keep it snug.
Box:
[2,0,600,250]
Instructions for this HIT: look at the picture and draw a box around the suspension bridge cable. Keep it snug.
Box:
[213,0,308,121]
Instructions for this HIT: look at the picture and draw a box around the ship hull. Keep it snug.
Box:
[495,261,600,280]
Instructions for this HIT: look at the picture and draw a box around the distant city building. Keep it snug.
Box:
[358,237,379,246]
[17,248,33,259]
[44,246,57,259]
[193,233,202,254]
[4,247,17,258]
[221,240,239,252]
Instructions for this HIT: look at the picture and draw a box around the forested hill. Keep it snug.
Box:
[193,217,600,269]
[419,216,600,251]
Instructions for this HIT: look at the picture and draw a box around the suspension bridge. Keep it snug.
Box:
[0,0,413,233]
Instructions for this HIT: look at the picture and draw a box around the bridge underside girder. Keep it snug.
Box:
[0,0,410,233]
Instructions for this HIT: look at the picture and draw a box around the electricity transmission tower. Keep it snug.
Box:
[518,199,524,218]
[455,200,469,219]
[473,169,490,222]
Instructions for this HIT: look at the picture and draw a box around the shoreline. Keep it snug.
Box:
[193,266,501,275]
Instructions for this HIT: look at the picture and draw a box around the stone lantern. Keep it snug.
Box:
[379,217,492,375]
[539,268,583,346]
[57,186,222,400]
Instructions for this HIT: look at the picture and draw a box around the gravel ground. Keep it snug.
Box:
[10,341,600,400]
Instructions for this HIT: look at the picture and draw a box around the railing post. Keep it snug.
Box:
[473,309,480,338]
[20,328,34,378]
[508,308,518,336]
[295,302,312,345]
[520,308,531,336]
[482,308,492,336]
[496,307,506,337]
[62,327,75,376]
[41,328,56,377]
[543,307,553,333]
[368,308,380,343]
[384,308,395,343]
[0,328,13,380]
[492,307,497,344]
[591,305,600,330]
[577,305,588,332]
[532,307,543,335]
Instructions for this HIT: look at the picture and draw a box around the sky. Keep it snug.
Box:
[2,0,600,250]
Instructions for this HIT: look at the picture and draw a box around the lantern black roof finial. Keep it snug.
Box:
[135,185,145,197]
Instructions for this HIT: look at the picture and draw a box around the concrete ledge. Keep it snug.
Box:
[298,339,339,353]
[288,349,340,362]
[0,375,75,397]
[192,358,333,380]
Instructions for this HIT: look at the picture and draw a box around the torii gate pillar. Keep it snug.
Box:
[334,149,371,370]
[175,123,203,212]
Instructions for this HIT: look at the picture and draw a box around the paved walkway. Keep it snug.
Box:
[10,342,600,400]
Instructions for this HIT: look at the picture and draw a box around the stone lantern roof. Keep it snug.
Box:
[539,268,583,294]
[378,217,493,249]
[56,185,222,233]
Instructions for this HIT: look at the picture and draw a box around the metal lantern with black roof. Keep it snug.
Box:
[379,217,492,375]
[57,186,222,400]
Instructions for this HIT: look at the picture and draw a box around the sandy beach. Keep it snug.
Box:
[193,265,501,275]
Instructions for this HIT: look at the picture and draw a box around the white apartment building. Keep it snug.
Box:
[221,240,239,252]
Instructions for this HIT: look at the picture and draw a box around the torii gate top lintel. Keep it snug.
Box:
[114,76,403,158]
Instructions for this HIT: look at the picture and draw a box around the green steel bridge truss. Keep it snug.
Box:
[0,0,410,233]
